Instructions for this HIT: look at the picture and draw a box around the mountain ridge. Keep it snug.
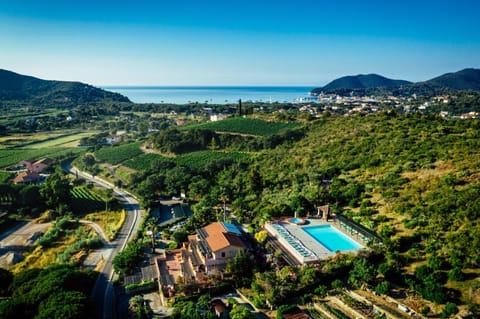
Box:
[311,68,480,95]
[0,69,130,106]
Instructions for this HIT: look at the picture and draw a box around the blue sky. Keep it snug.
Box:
[1,0,479,86]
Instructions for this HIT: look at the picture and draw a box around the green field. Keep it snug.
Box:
[175,150,250,170]
[0,147,85,169]
[14,132,97,149]
[179,117,302,136]
[123,153,170,170]
[0,171,12,183]
[123,150,250,171]
[94,141,144,165]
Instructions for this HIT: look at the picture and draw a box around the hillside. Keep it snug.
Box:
[415,68,480,91]
[311,68,480,96]
[0,69,130,106]
[313,74,410,93]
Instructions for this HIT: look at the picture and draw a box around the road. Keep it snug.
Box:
[66,165,143,319]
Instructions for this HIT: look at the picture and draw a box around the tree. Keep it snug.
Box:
[82,154,95,167]
[0,268,13,296]
[374,281,391,295]
[36,291,86,319]
[172,230,188,246]
[348,258,376,288]
[40,171,72,212]
[129,295,152,319]
[441,302,459,318]
[254,230,268,244]
[227,252,253,287]
[230,304,255,319]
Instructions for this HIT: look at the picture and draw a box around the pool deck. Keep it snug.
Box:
[265,219,365,264]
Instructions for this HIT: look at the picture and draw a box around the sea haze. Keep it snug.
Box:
[103,86,313,104]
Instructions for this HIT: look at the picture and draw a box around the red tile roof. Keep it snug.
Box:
[202,222,246,252]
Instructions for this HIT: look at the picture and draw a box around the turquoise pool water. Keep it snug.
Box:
[289,217,304,224]
[303,225,362,252]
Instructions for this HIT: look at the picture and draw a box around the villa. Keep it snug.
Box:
[188,221,249,274]
[156,221,249,304]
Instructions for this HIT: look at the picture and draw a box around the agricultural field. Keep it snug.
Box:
[0,130,96,149]
[71,186,106,214]
[0,147,85,169]
[123,153,171,171]
[179,117,302,136]
[13,131,97,149]
[123,150,250,171]
[0,132,65,149]
[0,171,12,183]
[94,141,144,165]
[175,150,251,170]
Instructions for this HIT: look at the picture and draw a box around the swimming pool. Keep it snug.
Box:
[303,225,363,252]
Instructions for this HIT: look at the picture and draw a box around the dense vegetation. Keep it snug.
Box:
[0,265,96,319]
[311,68,480,96]
[94,141,144,165]
[2,78,480,318]
[179,117,302,136]
[126,112,480,315]
[0,69,130,106]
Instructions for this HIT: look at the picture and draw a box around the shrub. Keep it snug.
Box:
[441,302,459,318]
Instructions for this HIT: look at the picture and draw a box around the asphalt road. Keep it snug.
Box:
[67,166,143,319]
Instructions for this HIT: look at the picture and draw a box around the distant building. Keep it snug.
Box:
[13,171,41,184]
[14,158,53,184]
[103,134,122,145]
[210,114,228,122]
[29,158,53,173]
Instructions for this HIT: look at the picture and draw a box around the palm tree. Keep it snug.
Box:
[146,219,157,253]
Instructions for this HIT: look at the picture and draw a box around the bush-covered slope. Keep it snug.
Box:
[0,69,130,106]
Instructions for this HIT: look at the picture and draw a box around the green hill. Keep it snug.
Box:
[417,68,480,91]
[0,69,130,106]
[312,74,410,93]
[311,68,480,96]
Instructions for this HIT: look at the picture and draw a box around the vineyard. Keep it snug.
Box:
[123,150,250,171]
[175,150,251,170]
[0,171,12,183]
[179,117,302,136]
[123,153,171,170]
[71,186,105,214]
[94,141,144,165]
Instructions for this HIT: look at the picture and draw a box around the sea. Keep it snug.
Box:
[102,86,315,104]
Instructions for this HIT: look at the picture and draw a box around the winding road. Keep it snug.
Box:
[66,165,143,319]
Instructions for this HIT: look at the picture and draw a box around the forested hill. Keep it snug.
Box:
[415,68,480,91]
[315,74,411,92]
[311,68,480,96]
[0,69,130,106]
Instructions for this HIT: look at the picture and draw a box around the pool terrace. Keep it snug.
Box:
[265,218,369,264]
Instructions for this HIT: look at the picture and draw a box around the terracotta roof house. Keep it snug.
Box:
[188,221,248,274]
[30,158,53,173]
[18,158,53,173]
[13,171,41,184]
